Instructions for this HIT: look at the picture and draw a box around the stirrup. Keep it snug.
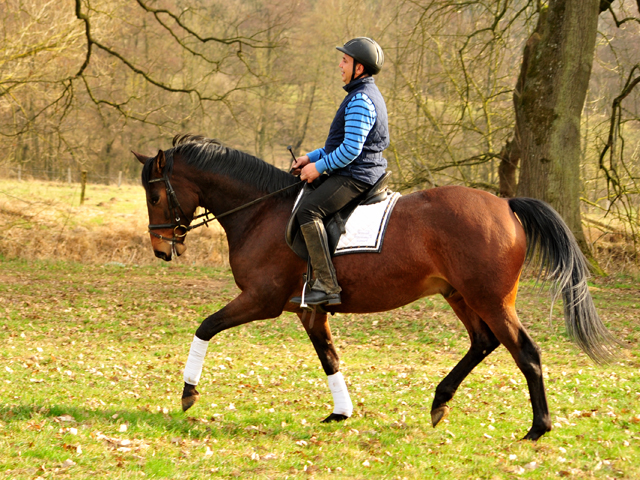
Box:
[289,286,341,307]
[301,289,341,306]
[290,280,310,308]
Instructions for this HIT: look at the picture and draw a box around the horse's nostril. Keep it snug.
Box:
[154,250,171,261]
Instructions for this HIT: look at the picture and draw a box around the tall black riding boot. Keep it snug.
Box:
[290,219,342,307]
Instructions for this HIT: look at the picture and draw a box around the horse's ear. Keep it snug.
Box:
[155,150,166,174]
[132,151,152,165]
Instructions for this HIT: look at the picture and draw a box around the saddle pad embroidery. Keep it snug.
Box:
[334,192,401,255]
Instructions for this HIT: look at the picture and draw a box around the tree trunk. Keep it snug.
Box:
[514,0,600,264]
[498,138,520,198]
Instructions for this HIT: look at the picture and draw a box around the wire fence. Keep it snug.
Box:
[0,164,139,186]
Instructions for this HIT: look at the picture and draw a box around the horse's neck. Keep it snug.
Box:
[199,176,293,237]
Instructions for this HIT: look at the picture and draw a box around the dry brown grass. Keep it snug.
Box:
[0,178,228,267]
[583,218,640,274]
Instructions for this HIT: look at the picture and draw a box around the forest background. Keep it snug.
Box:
[1,0,640,270]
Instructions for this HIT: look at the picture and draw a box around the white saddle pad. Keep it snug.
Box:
[334,192,401,255]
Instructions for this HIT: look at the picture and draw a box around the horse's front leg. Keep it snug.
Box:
[298,310,353,423]
[181,292,281,412]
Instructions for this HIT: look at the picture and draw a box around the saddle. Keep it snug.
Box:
[285,172,392,260]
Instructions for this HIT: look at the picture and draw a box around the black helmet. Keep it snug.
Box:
[336,37,384,75]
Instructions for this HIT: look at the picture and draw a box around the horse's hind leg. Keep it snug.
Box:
[297,310,352,423]
[476,304,552,441]
[431,292,501,427]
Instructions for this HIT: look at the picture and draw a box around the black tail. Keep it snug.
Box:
[508,197,618,364]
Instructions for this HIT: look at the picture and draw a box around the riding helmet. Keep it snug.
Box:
[336,37,384,75]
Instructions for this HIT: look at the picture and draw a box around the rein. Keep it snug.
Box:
[147,168,302,245]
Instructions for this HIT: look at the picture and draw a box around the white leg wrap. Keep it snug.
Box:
[327,372,353,417]
[183,335,209,385]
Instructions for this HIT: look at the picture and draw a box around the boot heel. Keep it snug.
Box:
[327,296,342,306]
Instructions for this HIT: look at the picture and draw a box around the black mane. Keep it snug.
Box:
[161,134,301,197]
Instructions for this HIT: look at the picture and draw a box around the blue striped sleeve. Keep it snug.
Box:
[306,148,326,163]
[314,93,376,174]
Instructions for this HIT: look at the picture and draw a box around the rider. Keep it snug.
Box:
[290,37,389,307]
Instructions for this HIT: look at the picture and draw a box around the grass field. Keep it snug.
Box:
[1,258,639,479]
[1,178,639,478]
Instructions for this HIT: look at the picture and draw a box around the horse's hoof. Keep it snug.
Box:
[181,383,200,412]
[182,383,200,412]
[321,413,348,423]
[522,424,551,441]
[181,393,199,412]
[431,405,450,428]
[521,432,542,441]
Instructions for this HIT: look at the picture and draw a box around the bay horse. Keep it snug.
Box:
[134,134,616,441]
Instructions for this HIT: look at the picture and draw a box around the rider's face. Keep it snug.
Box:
[339,54,354,84]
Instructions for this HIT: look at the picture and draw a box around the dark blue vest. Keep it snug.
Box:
[324,77,389,185]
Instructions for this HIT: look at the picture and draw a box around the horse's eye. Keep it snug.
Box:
[150,195,160,205]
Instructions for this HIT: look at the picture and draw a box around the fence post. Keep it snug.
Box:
[18,165,21,181]
[68,167,72,184]
[80,170,87,205]
[118,171,122,188]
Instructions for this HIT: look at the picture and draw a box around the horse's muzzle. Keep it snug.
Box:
[154,249,172,261]
[152,238,187,261]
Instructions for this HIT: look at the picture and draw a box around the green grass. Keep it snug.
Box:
[0,259,639,479]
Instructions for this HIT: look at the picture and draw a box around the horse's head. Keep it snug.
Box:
[134,150,199,261]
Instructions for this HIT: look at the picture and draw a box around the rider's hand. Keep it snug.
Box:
[291,155,310,176]
[300,162,321,183]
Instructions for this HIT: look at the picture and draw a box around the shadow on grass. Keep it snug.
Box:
[0,401,358,443]
[0,403,232,438]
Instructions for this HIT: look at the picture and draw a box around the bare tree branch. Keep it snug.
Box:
[134,0,273,49]
[74,0,92,77]
[74,0,223,100]
[599,64,640,200]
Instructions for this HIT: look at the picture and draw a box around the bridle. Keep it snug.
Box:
[146,158,302,253]
[147,175,192,247]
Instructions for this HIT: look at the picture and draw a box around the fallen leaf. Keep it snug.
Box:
[55,415,76,423]
[505,465,524,474]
